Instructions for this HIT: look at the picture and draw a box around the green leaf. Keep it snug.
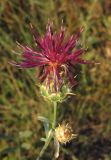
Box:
[40,137,46,142]
[38,116,49,136]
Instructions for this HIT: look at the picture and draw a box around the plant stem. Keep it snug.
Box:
[52,101,57,129]
[36,129,53,160]
[36,101,57,160]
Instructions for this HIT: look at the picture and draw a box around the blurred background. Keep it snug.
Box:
[0,0,111,160]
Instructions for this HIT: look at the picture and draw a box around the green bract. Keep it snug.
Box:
[40,85,72,102]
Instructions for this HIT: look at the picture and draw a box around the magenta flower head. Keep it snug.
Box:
[11,22,91,93]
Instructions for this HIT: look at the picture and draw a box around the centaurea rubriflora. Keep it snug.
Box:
[11,21,93,159]
[11,22,91,93]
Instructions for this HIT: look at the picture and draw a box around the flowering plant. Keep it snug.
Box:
[11,21,92,159]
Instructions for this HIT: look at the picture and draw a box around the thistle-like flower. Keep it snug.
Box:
[55,123,77,144]
[11,22,91,92]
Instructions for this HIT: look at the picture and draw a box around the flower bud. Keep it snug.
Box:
[40,84,72,102]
